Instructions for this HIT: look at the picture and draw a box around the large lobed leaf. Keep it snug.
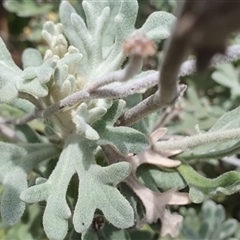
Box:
[21,134,134,240]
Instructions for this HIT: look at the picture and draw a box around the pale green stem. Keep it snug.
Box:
[153,128,240,152]
[18,92,43,110]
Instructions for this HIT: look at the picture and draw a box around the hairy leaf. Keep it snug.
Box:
[139,11,176,42]
[93,100,149,154]
[22,48,43,68]
[21,134,134,239]
[178,163,240,203]
[70,135,134,233]
[0,143,60,225]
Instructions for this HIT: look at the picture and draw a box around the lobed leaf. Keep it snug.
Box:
[69,134,134,233]
[93,100,149,154]
[20,143,75,240]
[21,134,134,239]
[178,163,240,203]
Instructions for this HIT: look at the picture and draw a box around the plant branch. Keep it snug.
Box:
[6,41,240,125]
[152,128,240,152]
[118,43,240,126]
[156,0,240,106]
[18,92,44,110]
[86,55,143,92]
[118,84,187,127]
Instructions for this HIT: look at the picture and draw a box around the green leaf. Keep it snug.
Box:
[71,135,134,233]
[102,221,132,240]
[0,38,21,103]
[3,0,53,17]
[139,11,176,42]
[16,78,49,97]
[0,142,60,225]
[212,63,240,98]
[219,219,238,239]
[137,165,186,192]
[93,100,149,154]
[81,229,98,240]
[20,144,75,240]
[22,48,43,69]
[21,134,134,239]
[59,1,88,68]
[0,37,21,73]
[178,163,240,203]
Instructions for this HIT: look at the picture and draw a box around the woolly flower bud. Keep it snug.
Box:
[123,33,156,58]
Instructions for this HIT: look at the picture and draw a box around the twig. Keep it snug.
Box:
[118,43,240,126]
[86,55,143,92]
[6,41,240,125]
[0,110,38,125]
[18,92,43,110]
[118,84,187,126]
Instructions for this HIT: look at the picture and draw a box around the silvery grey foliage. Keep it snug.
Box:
[3,1,240,240]
[0,1,180,239]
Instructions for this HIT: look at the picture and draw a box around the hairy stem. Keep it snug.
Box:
[86,55,143,92]
[152,128,240,152]
[118,43,240,126]
[18,92,43,110]
[7,43,240,125]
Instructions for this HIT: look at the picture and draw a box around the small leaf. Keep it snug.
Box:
[17,78,49,97]
[22,48,43,68]
[219,219,238,239]
[139,11,176,42]
[3,0,53,17]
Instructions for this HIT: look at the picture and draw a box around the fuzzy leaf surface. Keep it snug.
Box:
[21,134,134,239]
[0,38,21,102]
[137,165,186,192]
[0,142,60,225]
[178,163,240,203]
[139,11,176,42]
[70,134,134,233]
[93,100,149,155]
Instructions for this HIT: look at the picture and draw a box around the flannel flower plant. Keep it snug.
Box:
[2,0,240,240]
